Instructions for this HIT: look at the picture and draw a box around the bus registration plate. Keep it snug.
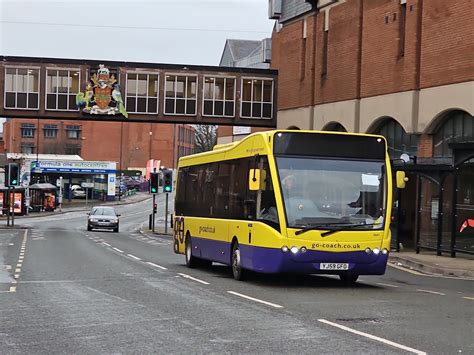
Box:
[320,263,349,270]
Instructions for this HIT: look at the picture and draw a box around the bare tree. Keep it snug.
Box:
[194,125,217,153]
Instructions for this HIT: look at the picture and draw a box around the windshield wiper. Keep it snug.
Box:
[295,222,381,236]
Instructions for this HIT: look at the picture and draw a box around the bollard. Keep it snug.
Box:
[149,214,152,230]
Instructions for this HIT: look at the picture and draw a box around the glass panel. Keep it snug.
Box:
[126,97,136,112]
[149,75,158,96]
[252,103,262,118]
[5,70,14,91]
[58,72,69,94]
[456,164,474,253]
[225,78,235,101]
[47,94,56,109]
[28,93,39,109]
[203,100,213,116]
[225,102,234,117]
[58,94,68,109]
[17,92,27,108]
[5,92,16,107]
[17,69,28,92]
[215,78,224,100]
[148,98,157,113]
[137,97,147,112]
[176,76,186,98]
[187,77,197,99]
[165,98,174,113]
[443,118,454,156]
[165,76,175,97]
[242,102,251,117]
[69,94,76,110]
[263,103,272,118]
[441,175,454,250]
[464,114,473,138]
[127,74,137,95]
[204,78,213,99]
[242,80,252,101]
[137,74,147,96]
[453,112,463,142]
[176,99,185,114]
[263,80,273,102]
[253,80,263,101]
[71,72,80,92]
[186,100,196,115]
[214,100,223,116]
[31,69,39,92]
[419,178,439,249]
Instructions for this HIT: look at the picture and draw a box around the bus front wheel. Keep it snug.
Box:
[231,242,246,281]
[339,273,359,285]
[185,236,198,268]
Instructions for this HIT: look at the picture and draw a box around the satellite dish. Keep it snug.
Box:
[400,153,410,163]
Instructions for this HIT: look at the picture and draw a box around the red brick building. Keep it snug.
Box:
[271,0,473,256]
[2,119,195,171]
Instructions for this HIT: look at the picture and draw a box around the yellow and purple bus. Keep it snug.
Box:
[173,130,406,283]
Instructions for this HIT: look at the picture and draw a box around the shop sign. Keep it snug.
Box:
[31,161,116,174]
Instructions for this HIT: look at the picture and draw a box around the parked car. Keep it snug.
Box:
[71,185,86,199]
[87,206,120,232]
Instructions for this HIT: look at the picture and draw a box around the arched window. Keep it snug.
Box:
[375,118,418,159]
[433,110,474,157]
[323,122,347,132]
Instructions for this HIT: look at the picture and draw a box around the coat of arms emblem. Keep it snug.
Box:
[76,64,128,118]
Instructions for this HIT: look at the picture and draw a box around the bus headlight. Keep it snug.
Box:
[281,246,289,253]
[381,248,389,255]
[300,246,307,253]
[373,248,380,255]
[365,248,372,254]
[290,246,299,254]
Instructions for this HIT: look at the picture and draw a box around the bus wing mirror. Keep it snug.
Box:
[249,169,261,191]
[396,171,408,189]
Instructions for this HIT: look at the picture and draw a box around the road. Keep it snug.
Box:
[1,196,473,354]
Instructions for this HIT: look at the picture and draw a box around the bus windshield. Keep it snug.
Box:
[276,156,386,229]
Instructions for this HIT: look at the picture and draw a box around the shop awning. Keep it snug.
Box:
[29,183,57,190]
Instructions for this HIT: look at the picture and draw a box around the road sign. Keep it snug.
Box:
[81,182,94,188]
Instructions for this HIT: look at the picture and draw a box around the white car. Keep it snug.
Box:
[71,185,86,198]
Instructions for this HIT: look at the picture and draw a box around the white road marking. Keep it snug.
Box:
[463,296,474,301]
[177,273,210,285]
[102,242,111,247]
[227,291,283,309]
[146,262,168,270]
[16,263,22,268]
[112,247,124,253]
[15,268,21,273]
[376,282,399,288]
[14,274,19,279]
[9,286,16,292]
[416,289,446,296]
[127,254,141,261]
[5,265,11,270]
[318,319,426,355]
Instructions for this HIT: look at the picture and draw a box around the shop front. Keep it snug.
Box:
[30,160,117,203]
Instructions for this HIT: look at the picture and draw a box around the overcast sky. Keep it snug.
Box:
[0,0,274,66]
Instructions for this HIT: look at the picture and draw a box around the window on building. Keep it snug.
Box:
[44,124,58,138]
[21,144,35,154]
[126,73,159,114]
[21,123,36,138]
[399,2,407,58]
[433,111,474,157]
[4,67,40,109]
[65,144,81,155]
[203,76,235,117]
[46,69,80,110]
[66,125,81,139]
[164,75,197,115]
[241,78,273,119]
[376,118,419,159]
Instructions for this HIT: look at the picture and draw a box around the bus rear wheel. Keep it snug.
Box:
[231,242,246,281]
[339,273,359,285]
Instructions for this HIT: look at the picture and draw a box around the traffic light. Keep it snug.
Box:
[153,203,157,213]
[5,163,20,187]
[163,169,173,193]
[150,172,159,194]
